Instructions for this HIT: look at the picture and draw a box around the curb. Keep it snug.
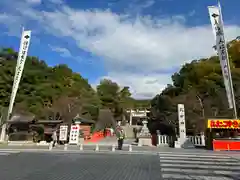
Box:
[0,148,158,155]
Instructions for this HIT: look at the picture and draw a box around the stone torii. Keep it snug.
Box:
[126,109,150,126]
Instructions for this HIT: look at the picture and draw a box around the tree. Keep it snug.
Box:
[0,48,100,119]
[97,79,132,116]
[151,40,240,134]
[97,79,120,108]
[0,47,150,126]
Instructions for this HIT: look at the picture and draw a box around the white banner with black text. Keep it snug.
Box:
[7,30,31,119]
[208,5,234,108]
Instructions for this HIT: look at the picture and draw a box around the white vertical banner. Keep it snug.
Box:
[208,5,234,109]
[14,28,25,81]
[7,30,31,119]
[178,104,186,140]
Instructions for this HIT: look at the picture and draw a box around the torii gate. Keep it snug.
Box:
[126,109,150,125]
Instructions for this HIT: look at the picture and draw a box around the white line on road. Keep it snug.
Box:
[159,153,232,158]
[160,159,240,164]
[162,174,234,180]
[160,163,240,170]
[159,156,238,162]
[161,168,240,176]
[158,151,240,156]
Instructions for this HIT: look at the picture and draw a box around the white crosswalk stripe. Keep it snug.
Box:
[0,150,20,156]
[158,152,240,180]
[0,152,11,156]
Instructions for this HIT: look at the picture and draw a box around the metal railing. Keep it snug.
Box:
[157,135,205,147]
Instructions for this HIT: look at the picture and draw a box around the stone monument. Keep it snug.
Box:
[138,120,152,146]
[175,104,194,148]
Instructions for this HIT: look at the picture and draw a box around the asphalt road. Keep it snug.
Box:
[0,151,239,180]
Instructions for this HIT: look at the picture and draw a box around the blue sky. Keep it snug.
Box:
[0,0,240,99]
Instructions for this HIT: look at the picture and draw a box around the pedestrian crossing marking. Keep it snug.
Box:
[0,150,20,156]
[160,159,239,165]
[159,152,240,180]
[161,163,240,170]
[159,156,238,161]
[161,168,240,176]
[159,153,231,158]
[162,174,233,180]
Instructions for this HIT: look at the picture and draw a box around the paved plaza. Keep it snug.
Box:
[0,149,239,180]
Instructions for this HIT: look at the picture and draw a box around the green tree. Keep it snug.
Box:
[151,40,240,134]
[0,48,100,120]
[0,47,150,124]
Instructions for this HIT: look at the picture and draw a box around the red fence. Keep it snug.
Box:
[213,139,240,151]
[85,129,112,142]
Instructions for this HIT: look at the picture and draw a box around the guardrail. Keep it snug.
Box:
[188,135,205,147]
[157,135,169,146]
[157,135,205,147]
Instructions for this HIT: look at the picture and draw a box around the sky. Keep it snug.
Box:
[0,0,240,99]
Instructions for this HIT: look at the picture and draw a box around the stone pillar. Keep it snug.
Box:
[178,104,186,140]
[0,123,7,142]
[200,132,205,146]
[156,130,160,146]
[129,109,132,126]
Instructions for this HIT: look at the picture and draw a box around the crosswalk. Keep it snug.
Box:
[158,152,240,180]
[0,152,11,156]
[0,150,19,156]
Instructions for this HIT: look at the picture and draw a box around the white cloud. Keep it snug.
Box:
[125,0,155,14]
[49,45,83,63]
[48,0,64,4]
[188,10,196,17]
[1,1,240,99]
[49,45,72,58]
[97,72,171,99]
[25,0,42,5]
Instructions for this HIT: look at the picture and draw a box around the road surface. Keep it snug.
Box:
[0,150,239,180]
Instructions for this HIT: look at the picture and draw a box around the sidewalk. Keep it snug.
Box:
[0,143,219,154]
[83,137,135,146]
[1,140,240,157]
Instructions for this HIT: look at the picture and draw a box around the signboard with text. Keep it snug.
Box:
[69,125,80,144]
[59,125,68,141]
[132,112,147,117]
[208,119,240,129]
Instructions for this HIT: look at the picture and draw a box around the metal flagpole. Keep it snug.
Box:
[218,1,238,119]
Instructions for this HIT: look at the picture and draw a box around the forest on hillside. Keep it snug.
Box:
[0,48,150,124]
[1,39,240,134]
[150,39,240,134]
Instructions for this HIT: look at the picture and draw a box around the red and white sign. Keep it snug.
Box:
[69,124,80,144]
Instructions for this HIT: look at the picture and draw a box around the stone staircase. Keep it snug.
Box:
[121,125,141,138]
[175,137,195,149]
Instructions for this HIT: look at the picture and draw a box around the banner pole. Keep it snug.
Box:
[218,2,237,119]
